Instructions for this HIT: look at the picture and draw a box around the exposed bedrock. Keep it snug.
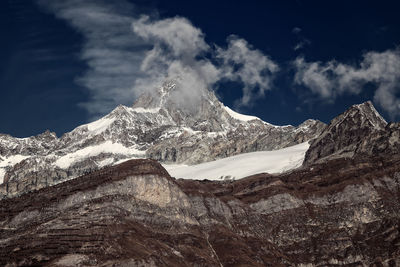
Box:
[1,157,399,266]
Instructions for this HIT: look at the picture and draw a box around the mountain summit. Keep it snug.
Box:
[130,80,325,163]
[0,81,325,198]
[304,101,399,164]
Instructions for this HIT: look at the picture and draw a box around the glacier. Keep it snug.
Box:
[163,141,309,180]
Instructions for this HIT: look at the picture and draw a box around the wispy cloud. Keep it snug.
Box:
[293,47,400,118]
[292,27,311,51]
[216,36,279,107]
[292,27,302,34]
[37,0,279,118]
[38,0,150,119]
[293,40,311,51]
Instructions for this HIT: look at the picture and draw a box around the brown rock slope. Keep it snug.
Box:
[304,101,400,165]
[1,156,400,266]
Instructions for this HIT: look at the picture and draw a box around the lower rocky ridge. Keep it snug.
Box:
[1,157,400,266]
[303,101,400,165]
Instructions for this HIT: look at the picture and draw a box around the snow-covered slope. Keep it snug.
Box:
[163,142,309,180]
[223,106,260,122]
[0,155,30,183]
[0,80,326,198]
[54,141,145,169]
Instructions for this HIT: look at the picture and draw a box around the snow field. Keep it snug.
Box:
[54,141,145,169]
[163,142,309,181]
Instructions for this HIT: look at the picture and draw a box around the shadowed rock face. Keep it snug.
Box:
[1,157,400,266]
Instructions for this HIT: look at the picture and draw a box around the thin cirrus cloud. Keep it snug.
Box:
[37,0,151,119]
[292,27,311,51]
[38,0,279,119]
[293,48,400,118]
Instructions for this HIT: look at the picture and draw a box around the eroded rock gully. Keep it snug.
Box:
[1,157,400,266]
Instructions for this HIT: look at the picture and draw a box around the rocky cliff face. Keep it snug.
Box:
[1,156,399,266]
[304,101,400,165]
[0,81,325,198]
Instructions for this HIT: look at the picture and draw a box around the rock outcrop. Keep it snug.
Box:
[1,156,399,266]
[304,101,400,165]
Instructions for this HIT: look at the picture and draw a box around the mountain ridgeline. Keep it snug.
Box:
[304,101,400,164]
[0,82,400,266]
[0,81,325,198]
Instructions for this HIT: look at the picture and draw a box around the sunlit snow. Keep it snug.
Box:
[163,142,309,180]
[0,155,30,184]
[223,105,290,128]
[54,141,145,169]
[0,169,5,184]
[223,106,259,121]
[85,117,116,134]
[132,107,160,113]
[0,155,30,168]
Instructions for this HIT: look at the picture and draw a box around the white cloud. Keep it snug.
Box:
[38,0,279,118]
[216,36,279,107]
[293,57,337,99]
[293,40,310,51]
[131,15,220,112]
[133,16,209,57]
[132,16,278,111]
[293,48,400,118]
[292,27,311,51]
[37,0,150,119]
[292,27,302,34]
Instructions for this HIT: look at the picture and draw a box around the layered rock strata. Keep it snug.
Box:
[1,156,399,266]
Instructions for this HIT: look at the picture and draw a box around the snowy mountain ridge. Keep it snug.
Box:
[0,80,326,196]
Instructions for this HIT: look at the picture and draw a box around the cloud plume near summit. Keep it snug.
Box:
[38,0,278,118]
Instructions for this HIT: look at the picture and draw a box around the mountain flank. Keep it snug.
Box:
[304,101,400,165]
[1,154,399,266]
[0,82,325,199]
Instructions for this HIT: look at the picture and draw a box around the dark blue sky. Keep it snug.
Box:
[1,0,400,137]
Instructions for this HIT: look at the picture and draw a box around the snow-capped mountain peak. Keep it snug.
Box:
[0,81,326,198]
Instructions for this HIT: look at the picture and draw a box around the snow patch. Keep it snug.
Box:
[97,158,115,168]
[182,127,201,135]
[0,155,30,184]
[223,106,259,122]
[54,141,145,169]
[0,168,5,184]
[0,155,30,168]
[163,142,309,181]
[132,107,160,113]
[86,117,115,134]
[223,105,287,128]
